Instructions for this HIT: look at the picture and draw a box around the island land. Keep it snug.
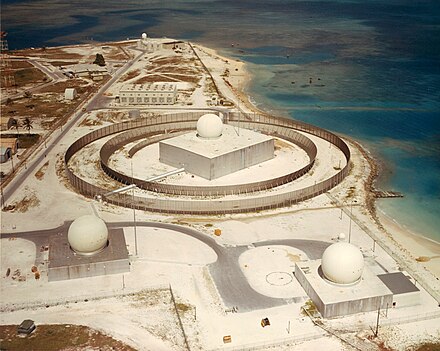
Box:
[1,37,439,351]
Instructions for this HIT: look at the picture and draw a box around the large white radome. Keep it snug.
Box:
[196,113,223,139]
[68,215,109,255]
[321,242,364,285]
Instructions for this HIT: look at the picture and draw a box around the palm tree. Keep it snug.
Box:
[22,117,33,135]
[9,118,19,137]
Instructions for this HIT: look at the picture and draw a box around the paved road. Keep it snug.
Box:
[1,221,330,312]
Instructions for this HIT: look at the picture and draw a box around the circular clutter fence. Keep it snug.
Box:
[65,112,351,214]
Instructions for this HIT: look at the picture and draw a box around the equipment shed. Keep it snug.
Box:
[65,88,77,100]
[378,272,420,307]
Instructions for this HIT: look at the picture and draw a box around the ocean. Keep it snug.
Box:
[2,0,439,242]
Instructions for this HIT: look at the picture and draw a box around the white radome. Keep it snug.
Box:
[321,242,364,285]
[196,113,223,139]
[141,32,147,39]
[68,215,109,255]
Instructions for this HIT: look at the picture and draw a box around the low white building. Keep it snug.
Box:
[64,64,107,79]
[137,33,162,53]
[64,88,77,100]
[119,83,177,106]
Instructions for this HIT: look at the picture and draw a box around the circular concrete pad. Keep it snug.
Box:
[239,245,308,298]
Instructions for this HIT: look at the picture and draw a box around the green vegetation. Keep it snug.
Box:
[302,299,319,316]
[0,324,136,351]
[14,68,46,86]
[413,342,440,351]
[93,53,106,66]
[22,117,34,134]
[1,133,40,148]
[176,302,191,313]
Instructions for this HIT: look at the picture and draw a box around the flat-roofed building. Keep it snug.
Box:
[64,88,77,100]
[377,272,420,307]
[119,83,177,106]
[0,137,18,154]
[159,114,274,180]
[0,146,12,163]
[64,64,107,78]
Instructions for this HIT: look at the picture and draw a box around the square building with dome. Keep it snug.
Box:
[159,113,274,180]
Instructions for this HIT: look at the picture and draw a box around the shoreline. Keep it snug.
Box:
[202,44,440,279]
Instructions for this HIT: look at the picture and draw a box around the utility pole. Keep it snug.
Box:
[10,154,14,173]
[0,186,4,208]
[375,305,381,337]
[348,199,357,243]
[131,159,138,256]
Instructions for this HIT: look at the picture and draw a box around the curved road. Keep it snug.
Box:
[1,221,330,312]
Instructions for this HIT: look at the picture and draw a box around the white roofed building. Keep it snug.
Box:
[119,83,177,106]
[63,64,107,79]
[64,88,77,100]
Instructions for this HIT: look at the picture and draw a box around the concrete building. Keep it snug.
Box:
[48,215,129,281]
[64,64,107,79]
[64,88,77,100]
[137,32,162,52]
[0,137,18,154]
[295,242,394,318]
[378,272,420,307]
[159,113,274,180]
[0,146,12,163]
[119,83,177,106]
[17,320,36,335]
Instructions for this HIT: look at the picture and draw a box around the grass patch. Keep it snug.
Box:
[302,299,319,316]
[130,288,171,308]
[11,61,33,69]
[50,61,79,67]
[1,134,40,148]
[10,191,40,212]
[413,342,440,351]
[0,324,136,351]
[119,69,140,82]
[14,68,47,86]
[176,303,191,313]
[35,161,49,180]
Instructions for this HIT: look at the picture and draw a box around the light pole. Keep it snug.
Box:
[348,199,357,243]
[131,159,138,256]
[0,186,4,208]
[10,154,14,173]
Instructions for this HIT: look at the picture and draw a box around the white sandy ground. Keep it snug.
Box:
[1,39,440,350]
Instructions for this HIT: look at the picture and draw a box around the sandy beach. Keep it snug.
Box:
[196,44,440,282]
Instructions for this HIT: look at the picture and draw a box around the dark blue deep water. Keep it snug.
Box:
[2,0,439,241]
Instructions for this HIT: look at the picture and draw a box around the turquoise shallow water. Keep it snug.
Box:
[2,0,439,242]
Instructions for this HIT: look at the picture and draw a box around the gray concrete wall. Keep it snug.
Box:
[210,139,274,179]
[48,259,130,282]
[323,294,393,318]
[294,264,325,314]
[392,291,420,308]
[295,263,394,319]
[159,142,212,179]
